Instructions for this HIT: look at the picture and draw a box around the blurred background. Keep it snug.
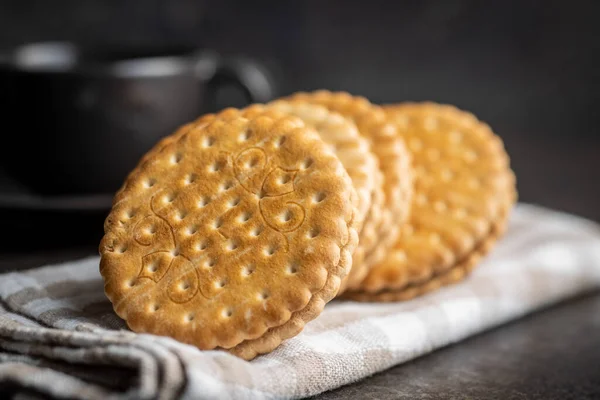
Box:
[0,0,598,254]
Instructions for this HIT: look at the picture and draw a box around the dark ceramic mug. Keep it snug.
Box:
[0,42,275,195]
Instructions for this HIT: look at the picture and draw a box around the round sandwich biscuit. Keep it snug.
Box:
[285,91,413,286]
[136,103,380,293]
[346,102,516,299]
[101,113,359,359]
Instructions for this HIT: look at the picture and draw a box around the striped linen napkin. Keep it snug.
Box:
[1,204,599,400]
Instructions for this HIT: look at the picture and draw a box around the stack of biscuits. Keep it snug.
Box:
[100,91,516,359]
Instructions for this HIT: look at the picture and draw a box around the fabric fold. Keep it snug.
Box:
[1,204,599,399]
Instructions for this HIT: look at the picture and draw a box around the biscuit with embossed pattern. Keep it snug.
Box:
[100,113,359,359]
[139,103,381,293]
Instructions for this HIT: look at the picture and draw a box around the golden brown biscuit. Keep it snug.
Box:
[285,91,413,287]
[101,113,359,359]
[137,103,381,294]
[346,102,516,300]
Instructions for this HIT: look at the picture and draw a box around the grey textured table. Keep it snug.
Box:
[1,249,599,400]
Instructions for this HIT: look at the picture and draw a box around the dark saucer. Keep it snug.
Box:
[0,171,111,251]
[0,191,113,212]
[0,166,112,212]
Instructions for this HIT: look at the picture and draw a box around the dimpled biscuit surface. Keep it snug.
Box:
[100,114,358,359]
[145,104,378,293]
[348,102,516,298]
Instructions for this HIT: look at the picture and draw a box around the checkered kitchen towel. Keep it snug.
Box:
[1,204,600,400]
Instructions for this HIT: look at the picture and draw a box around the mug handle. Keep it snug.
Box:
[196,52,275,111]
